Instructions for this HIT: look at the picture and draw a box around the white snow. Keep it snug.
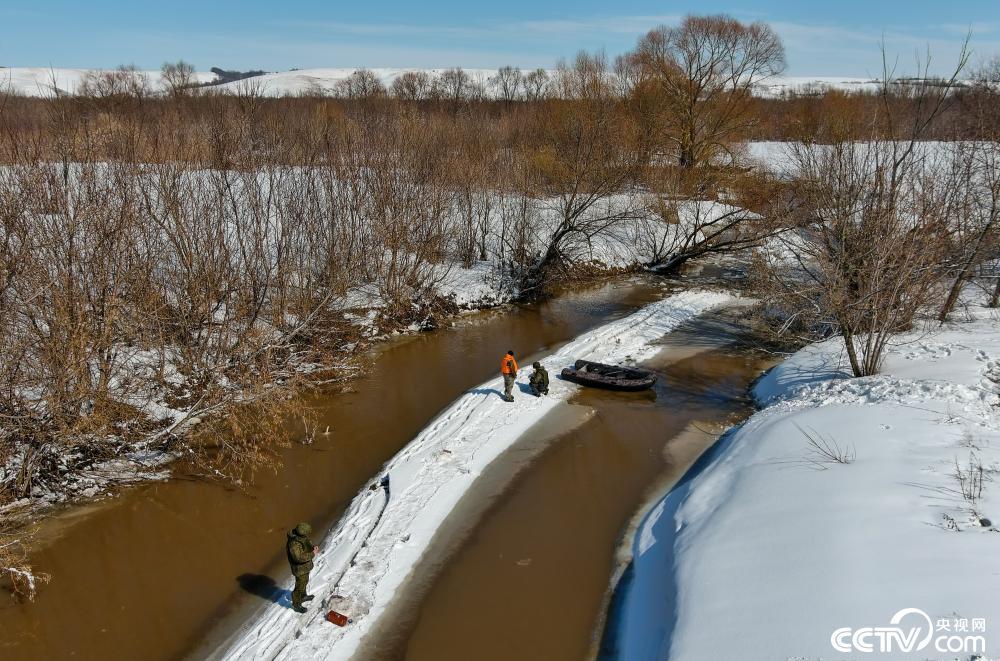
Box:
[0,66,216,96]
[209,68,499,97]
[751,76,882,98]
[218,288,737,661]
[0,67,951,99]
[615,304,1000,660]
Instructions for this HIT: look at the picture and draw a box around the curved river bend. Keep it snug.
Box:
[0,278,670,661]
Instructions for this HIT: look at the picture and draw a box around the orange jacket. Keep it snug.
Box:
[501,354,518,376]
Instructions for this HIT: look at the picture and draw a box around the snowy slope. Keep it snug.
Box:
[615,306,1000,659]
[752,76,881,98]
[208,68,499,96]
[0,67,216,96]
[1,67,926,99]
[218,288,736,661]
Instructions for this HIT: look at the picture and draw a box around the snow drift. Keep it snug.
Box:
[612,305,1000,660]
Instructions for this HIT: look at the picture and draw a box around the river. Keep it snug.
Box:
[363,306,773,660]
[0,277,673,661]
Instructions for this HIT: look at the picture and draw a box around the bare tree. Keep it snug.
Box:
[435,68,473,108]
[937,142,1000,318]
[490,66,523,103]
[335,69,387,99]
[753,47,971,376]
[524,52,642,292]
[77,65,152,100]
[391,70,432,101]
[523,68,550,101]
[639,168,784,272]
[160,60,197,97]
[973,55,1000,86]
[631,15,785,167]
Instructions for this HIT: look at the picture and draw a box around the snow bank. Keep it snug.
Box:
[219,289,736,661]
[615,307,1000,660]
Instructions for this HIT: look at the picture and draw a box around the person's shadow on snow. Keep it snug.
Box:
[468,387,507,400]
[237,573,293,608]
[517,382,538,395]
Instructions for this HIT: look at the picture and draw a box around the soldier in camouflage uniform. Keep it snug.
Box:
[286,522,318,613]
[529,362,549,396]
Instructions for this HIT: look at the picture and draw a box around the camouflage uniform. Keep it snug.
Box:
[529,363,549,396]
[503,374,516,401]
[286,522,316,611]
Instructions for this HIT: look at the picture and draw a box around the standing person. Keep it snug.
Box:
[286,522,319,613]
[529,361,549,396]
[500,350,518,402]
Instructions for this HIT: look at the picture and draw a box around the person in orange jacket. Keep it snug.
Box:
[500,350,518,402]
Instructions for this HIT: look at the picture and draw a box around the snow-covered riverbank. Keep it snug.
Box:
[611,304,1000,660]
[217,288,736,661]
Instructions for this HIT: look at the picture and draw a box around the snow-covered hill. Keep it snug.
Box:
[209,67,500,96]
[0,66,911,99]
[0,67,216,96]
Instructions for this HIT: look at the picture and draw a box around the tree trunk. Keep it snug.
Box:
[841,328,863,378]
[938,273,967,322]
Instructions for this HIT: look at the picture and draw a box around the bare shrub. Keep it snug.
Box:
[799,424,856,468]
[752,48,970,376]
[0,526,49,601]
[78,65,152,100]
[954,453,986,506]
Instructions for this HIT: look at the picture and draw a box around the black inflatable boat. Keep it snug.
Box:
[560,359,657,391]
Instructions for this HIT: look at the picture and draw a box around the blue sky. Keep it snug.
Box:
[1,1,998,76]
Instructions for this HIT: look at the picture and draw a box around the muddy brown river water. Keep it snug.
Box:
[373,309,773,661]
[0,278,673,661]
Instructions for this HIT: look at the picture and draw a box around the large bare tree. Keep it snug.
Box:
[630,14,785,167]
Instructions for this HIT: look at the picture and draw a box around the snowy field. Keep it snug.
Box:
[612,302,1000,659]
[218,289,736,661]
[0,66,216,96]
[0,67,915,99]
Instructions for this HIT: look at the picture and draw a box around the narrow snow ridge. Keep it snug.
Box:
[219,288,735,661]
